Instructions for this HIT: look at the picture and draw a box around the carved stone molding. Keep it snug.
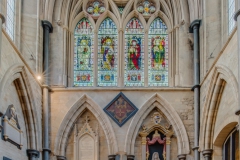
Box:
[108,155,116,160]
[56,155,67,160]
[127,155,135,160]
[177,154,186,160]
[26,149,40,158]
[202,149,213,160]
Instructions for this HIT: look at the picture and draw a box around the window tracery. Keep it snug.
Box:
[74,18,94,87]
[124,18,145,86]
[98,18,118,86]
[137,0,156,16]
[87,0,106,18]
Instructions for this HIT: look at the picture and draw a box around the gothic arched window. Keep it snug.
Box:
[73,18,94,87]
[148,18,168,86]
[6,0,15,40]
[223,128,239,160]
[124,18,144,87]
[98,17,118,86]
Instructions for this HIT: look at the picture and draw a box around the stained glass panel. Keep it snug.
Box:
[74,18,94,86]
[98,18,118,86]
[148,18,168,86]
[87,0,105,17]
[137,0,156,16]
[124,18,144,86]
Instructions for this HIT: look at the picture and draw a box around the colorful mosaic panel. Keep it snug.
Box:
[124,18,144,87]
[137,0,156,16]
[74,18,94,86]
[104,92,138,127]
[87,0,105,17]
[148,18,168,86]
[98,18,118,86]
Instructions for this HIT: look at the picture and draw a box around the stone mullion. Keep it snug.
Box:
[118,29,124,87]
[144,29,148,87]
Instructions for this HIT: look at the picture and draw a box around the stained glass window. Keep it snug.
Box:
[98,18,118,86]
[148,18,168,86]
[6,0,15,40]
[124,18,144,86]
[137,0,156,16]
[87,0,105,17]
[74,18,94,86]
[118,7,124,14]
[228,0,235,34]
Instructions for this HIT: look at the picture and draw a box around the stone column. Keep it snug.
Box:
[165,136,171,160]
[139,132,148,160]
[202,149,213,160]
[127,155,135,160]
[234,1,240,160]
[177,154,186,160]
[0,13,5,67]
[108,155,116,160]
[189,19,201,160]
[56,156,67,160]
[27,149,40,160]
[42,20,53,160]
[0,111,3,132]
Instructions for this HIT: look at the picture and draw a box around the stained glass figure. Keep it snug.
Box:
[74,18,94,86]
[87,0,105,17]
[124,18,144,86]
[137,0,156,16]
[98,18,118,86]
[148,18,168,86]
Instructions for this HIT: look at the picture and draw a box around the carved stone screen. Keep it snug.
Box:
[79,135,95,160]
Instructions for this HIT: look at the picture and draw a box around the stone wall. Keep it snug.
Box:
[0,32,42,159]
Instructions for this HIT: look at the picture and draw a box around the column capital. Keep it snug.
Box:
[202,149,213,158]
[234,9,240,21]
[0,13,5,24]
[127,155,135,160]
[189,19,201,33]
[56,155,67,160]
[26,149,40,158]
[42,20,53,33]
[108,155,116,160]
[177,154,186,160]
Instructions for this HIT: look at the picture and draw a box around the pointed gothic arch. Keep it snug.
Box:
[124,93,190,155]
[53,94,118,157]
[200,64,238,151]
[0,64,41,150]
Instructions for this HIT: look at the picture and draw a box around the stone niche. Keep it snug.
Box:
[2,104,23,149]
[135,109,176,160]
[65,110,109,160]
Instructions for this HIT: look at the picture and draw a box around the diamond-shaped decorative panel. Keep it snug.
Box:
[104,92,138,127]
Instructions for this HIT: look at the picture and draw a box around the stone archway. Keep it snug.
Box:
[124,93,190,156]
[54,94,118,157]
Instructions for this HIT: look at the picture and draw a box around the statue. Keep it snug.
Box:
[152,152,160,160]
[5,104,20,129]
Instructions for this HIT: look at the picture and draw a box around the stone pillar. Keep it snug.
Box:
[177,154,186,160]
[139,132,148,160]
[127,155,135,160]
[56,156,67,160]
[189,19,201,160]
[0,111,3,132]
[234,2,240,160]
[26,149,40,160]
[0,13,5,67]
[202,149,213,160]
[118,29,124,87]
[42,20,53,160]
[166,136,171,160]
[108,155,116,160]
